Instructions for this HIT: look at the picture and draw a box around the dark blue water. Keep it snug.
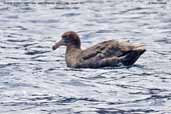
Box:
[0,0,171,114]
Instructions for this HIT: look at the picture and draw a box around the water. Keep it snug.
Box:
[0,0,171,114]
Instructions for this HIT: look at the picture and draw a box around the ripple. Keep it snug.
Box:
[7,39,28,42]
[96,108,156,114]
[1,0,171,114]
[155,38,171,44]
[62,12,80,17]
[29,19,59,24]
[25,50,49,55]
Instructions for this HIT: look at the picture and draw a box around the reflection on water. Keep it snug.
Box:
[0,0,171,114]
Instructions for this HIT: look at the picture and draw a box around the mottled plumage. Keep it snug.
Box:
[52,31,145,68]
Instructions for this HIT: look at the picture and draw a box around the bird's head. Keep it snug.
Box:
[52,31,81,50]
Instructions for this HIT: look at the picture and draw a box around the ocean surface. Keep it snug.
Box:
[0,0,171,114]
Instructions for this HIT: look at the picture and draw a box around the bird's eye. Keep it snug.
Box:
[62,36,67,39]
[64,38,70,43]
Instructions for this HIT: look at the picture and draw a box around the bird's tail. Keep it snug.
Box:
[121,46,146,66]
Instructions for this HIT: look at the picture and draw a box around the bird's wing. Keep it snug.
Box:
[75,40,145,68]
[81,40,134,60]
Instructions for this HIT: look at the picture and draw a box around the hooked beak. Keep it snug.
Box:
[52,39,65,50]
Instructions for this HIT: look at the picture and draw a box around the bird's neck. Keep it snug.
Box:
[65,46,81,67]
[66,45,81,54]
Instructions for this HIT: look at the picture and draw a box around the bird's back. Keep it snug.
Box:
[81,39,136,61]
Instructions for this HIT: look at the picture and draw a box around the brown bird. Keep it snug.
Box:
[52,31,146,68]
